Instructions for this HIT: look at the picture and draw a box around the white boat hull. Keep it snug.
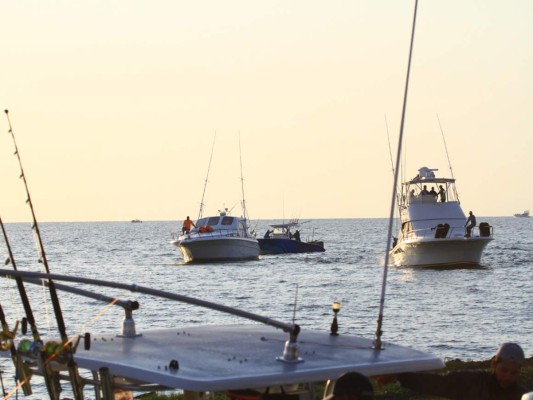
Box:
[173,237,260,263]
[391,237,493,268]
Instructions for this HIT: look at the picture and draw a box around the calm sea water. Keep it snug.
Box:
[0,217,531,398]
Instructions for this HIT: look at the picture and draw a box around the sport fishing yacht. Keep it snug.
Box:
[390,166,494,267]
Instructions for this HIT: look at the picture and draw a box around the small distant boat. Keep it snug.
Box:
[390,166,494,268]
[513,210,530,218]
[131,219,142,223]
[258,220,325,254]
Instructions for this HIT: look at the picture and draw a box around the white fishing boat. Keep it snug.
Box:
[390,166,494,268]
[170,209,260,263]
[0,4,446,399]
[170,135,260,263]
[513,210,530,218]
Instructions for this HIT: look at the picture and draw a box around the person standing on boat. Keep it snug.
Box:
[429,186,438,200]
[264,229,272,239]
[421,185,429,195]
[377,342,526,400]
[293,230,301,242]
[438,185,446,202]
[182,216,196,234]
[465,211,476,238]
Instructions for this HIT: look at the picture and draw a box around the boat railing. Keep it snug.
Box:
[402,224,493,240]
[174,227,253,240]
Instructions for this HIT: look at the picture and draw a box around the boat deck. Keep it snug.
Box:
[75,325,444,392]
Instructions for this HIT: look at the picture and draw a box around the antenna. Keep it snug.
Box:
[238,133,249,223]
[373,0,419,350]
[292,284,299,325]
[198,132,217,220]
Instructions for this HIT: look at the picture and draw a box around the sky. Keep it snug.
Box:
[1,1,532,223]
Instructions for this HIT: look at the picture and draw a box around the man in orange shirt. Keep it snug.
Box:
[182,216,196,234]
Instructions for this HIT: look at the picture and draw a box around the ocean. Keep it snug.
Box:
[0,217,531,398]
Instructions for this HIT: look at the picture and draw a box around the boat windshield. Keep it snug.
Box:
[221,216,234,225]
[196,217,220,227]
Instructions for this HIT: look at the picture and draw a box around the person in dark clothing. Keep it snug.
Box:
[378,342,526,400]
[263,229,272,239]
[465,211,476,237]
[293,230,301,242]
[325,371,374,400]
[438,185,446,202]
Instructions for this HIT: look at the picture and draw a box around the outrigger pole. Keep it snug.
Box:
[197,132,217,221]
[373,0,418,350]
[238,133,249,223]
[4,110,85,399]
[0,268,299,338]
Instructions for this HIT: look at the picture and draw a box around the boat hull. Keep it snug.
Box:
[391,237,493,268]
[173,237,260,263]
[258,238,325,255]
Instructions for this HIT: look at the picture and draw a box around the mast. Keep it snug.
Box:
[373,0,419,350]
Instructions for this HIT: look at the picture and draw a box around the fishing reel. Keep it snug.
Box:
[0,319,19,351]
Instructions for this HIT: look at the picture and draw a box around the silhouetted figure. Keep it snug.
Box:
[293,230,301,242]
[438,185,446,202]
[465,211,476,237]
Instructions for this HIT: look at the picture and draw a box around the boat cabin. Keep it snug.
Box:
[193,215,250,235]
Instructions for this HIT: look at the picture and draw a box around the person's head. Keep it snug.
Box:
[469,211,473,216]
[325,371,374,400]
[490,342,524,388]
[439,185,443,189]
[187,216,190,220]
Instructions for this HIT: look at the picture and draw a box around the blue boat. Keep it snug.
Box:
[258,221,325,255]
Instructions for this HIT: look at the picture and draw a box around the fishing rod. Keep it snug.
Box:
[4,110,85,399]
[374,0,418,350]
[197,132,216,221]
[0,216,48,396]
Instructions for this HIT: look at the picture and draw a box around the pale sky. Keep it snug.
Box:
[1,1,532,223]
